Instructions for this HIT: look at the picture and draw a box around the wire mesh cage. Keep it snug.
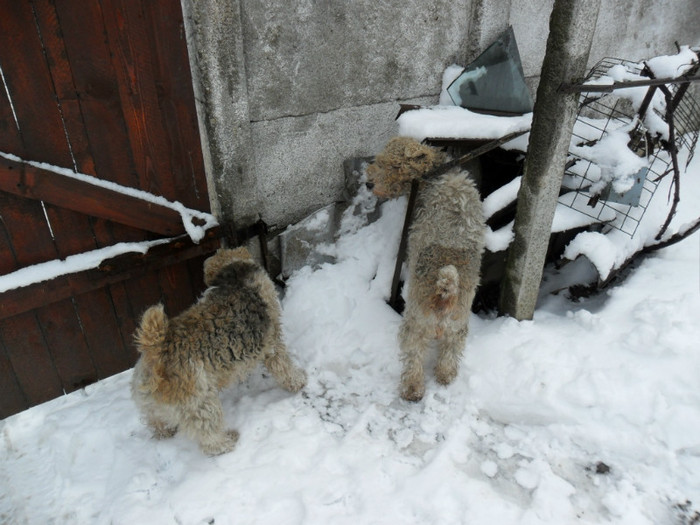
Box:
[558,56,700,237]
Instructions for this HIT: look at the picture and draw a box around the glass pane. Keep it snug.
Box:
[447,26,533,115]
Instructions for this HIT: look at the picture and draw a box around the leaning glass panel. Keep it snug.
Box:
[447,26,533,115]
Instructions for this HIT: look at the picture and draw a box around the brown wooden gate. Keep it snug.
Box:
[0,0,220,419]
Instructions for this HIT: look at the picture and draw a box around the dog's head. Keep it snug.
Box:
[366,137,446,198]
[203,247,254,286]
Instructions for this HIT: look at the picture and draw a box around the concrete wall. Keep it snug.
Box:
[181,0,700,232]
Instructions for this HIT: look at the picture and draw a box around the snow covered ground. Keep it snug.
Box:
[2,142,700,523]
[2,46,700,523]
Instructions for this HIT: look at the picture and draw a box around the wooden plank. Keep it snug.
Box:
[0,192,58,268]
[73,288,132,376]
[100,0,174,200]
[0,2,62,270]
[47,0,163,374]
[0,23,25,277]
[124,269,169,346]
[0,193,67,410]
[143,0,209,210]
[0,227,221,321]
[0,202,65,413]
[0,156,188,236]
[158,261,198,318]
[0,1,72,166]
[59,0,209,367]
[187,254,208,298]
[43,195,129,383]
[0,334,29,419]
[1,312,65,408]
[31,0,142,381]
[3,171,98,398]
[52,0,141,190]
[30,0,96,176]
[0,7,70,406]
[35,299,98,394]
[0,40,24,158]
[0,0,101,398]
[89,216,149,364]
[0,219,18,276]
[105,280,141,365]
[0,0,216,413]
[96,0,210,350]
[0,1,117,268]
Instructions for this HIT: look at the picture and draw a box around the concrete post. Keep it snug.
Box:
[498,0,601,320]
[180,0,260,241]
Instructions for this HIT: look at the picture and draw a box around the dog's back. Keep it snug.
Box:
[180,260,272,364]
[408,169,485,319]
[134,259,274,391]
[413,170,484,243]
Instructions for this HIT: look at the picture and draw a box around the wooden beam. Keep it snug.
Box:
[0,227,222,321]
[0,156,188,236]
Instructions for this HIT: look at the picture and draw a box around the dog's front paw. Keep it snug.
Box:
[201,429,239,456]
[400,382,425,402]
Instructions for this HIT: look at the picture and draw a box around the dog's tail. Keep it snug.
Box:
[134,304,169,357]
[428,265,460,315]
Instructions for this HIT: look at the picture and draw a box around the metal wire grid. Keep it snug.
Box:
[558,57,699,237]
[674,86,700,162]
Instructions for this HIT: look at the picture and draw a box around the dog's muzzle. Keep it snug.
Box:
[365,181,374,190]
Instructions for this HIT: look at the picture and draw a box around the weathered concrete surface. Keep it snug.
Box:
[240,1,472,121]
[182,0,699,233]
[464,0,514,63]
[180,0,259,236]
[499,0,602,321]
[590,0,700,66]
[249,98,431,228]
[510,0,556,80]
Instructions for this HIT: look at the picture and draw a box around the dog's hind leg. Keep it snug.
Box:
[180,391,239,456]
[399,320,430,402]
[264,343,307,393]
[133,382,179,439]
[435,326,468,386]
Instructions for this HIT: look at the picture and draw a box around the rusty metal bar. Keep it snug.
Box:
[559,74,700,94]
